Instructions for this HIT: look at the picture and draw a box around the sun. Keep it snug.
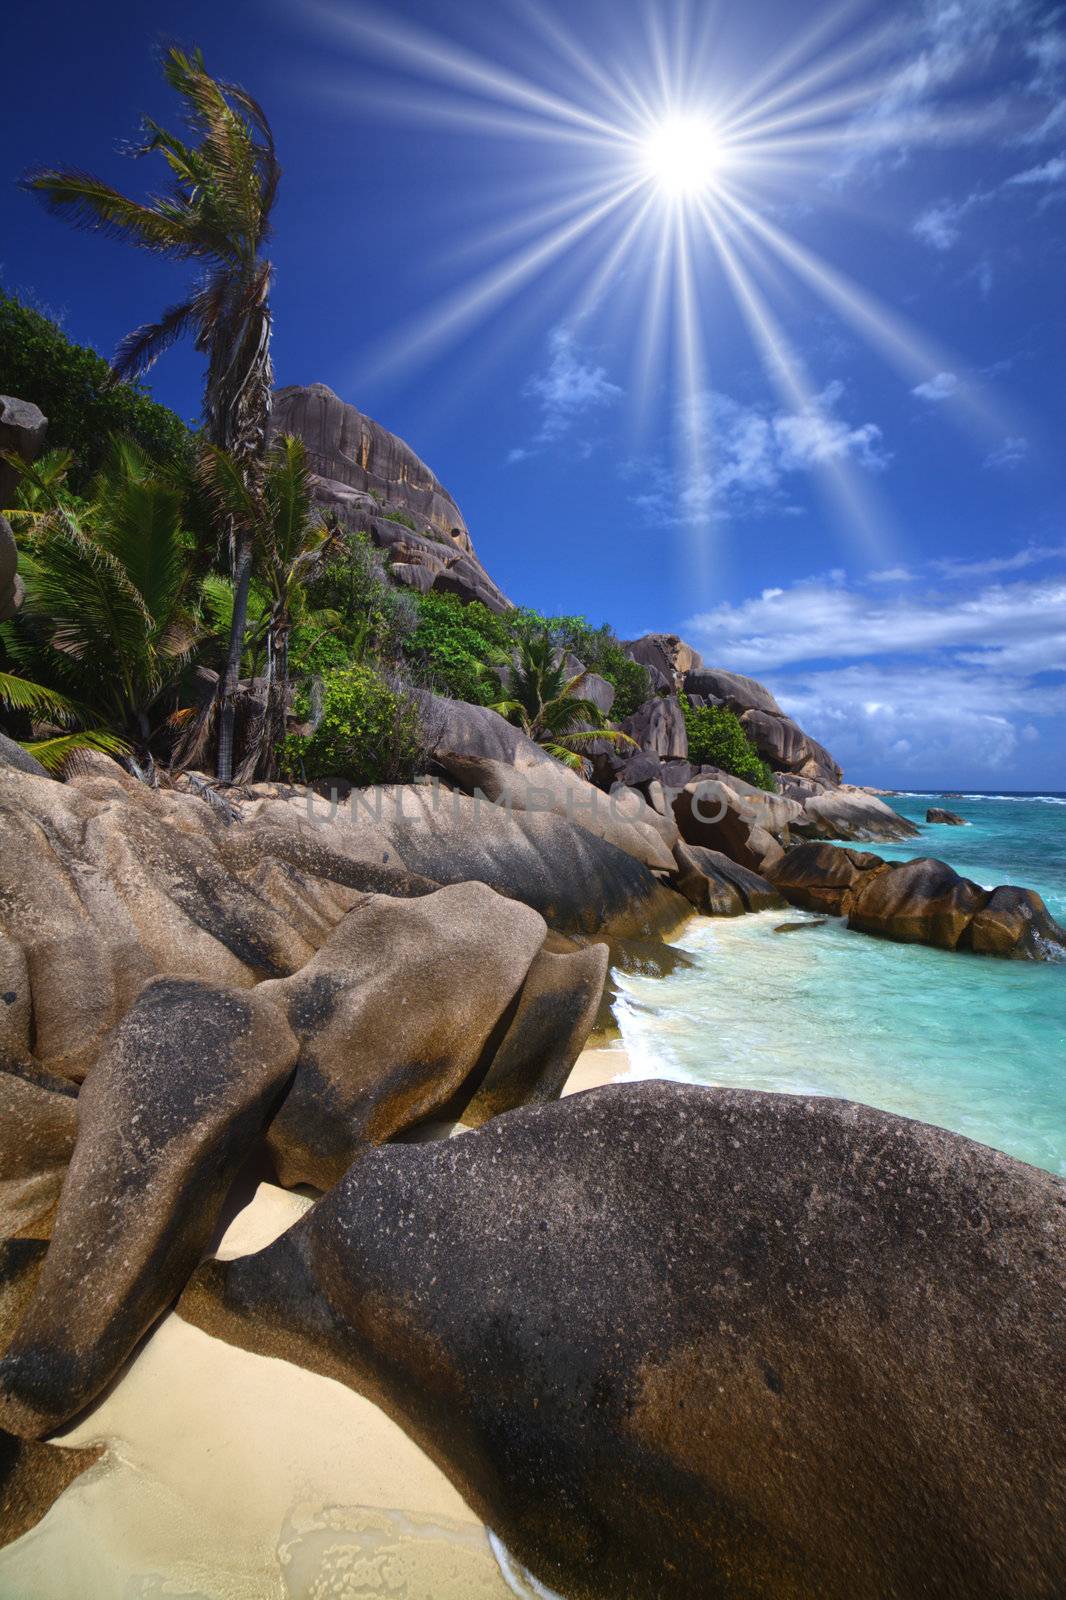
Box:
[641,114,726,199]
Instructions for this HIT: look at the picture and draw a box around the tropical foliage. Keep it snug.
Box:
[679,694,775,790]
[487,629,634,770]
[0,291,192,490]
[25,44,281,779]
[278,663,422,788]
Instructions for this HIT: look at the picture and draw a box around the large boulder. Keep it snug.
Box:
[794,787,919,844]
[684,667,783,716]
[0,1431,103,1550]
[927,807,968,825]
[440,753,678,871]
[418,690,553,771]
[0,1066,78,1240]
[673,843,786,916]
[619,694,688,762]
[768,843,1066,959]
[375,784,691,940]
[258,883,556,1189]
[673,776,800,874]
[0,397,47,515]
[623,634,701,690]
[272,384,511,612]
[181,1082,1066,1600]
[0,977,299,1439]
[0,519,21,624]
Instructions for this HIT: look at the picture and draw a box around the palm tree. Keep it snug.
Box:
[0,671,129,773]
[6,439,201,764]
[488,630,635,770]
[24,44,281,781]
[191,434,337,781]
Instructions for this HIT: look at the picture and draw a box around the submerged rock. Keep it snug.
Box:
[181,1082,1066,1600]
[927,807,968,825]
[0,977,298,1438]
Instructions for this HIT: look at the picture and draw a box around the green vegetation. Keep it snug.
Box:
[25,44,281,780]
[406,590,512,705]
[279,663,421,787]
[679,694,775,790]
[0,292,193,489]
[487,630,634,771]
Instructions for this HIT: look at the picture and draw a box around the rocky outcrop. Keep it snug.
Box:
[181,1081,1066,1600]
[673,843,786,916]
[0,978,299,1438]
[0,1431,103,1549]
[0,396,47,516]
[0,732,48,779]
[784,781,920,843]
[619,694,688,762]
[673,775,803,875]
[927,807,968,825]
[0,1066,78,1241]
[623,633,702,690]
[272,384,511,612]
[259,883,555,1189]
[768,842,1066,959]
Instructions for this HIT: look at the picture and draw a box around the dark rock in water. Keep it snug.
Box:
[0,1065,78,1240]
[377,785,691,940]
[927,807,968,825]
[0,977,298,1438]
[0,732,48,780]
[0,1430,102,1549]
[773,920,827,934]
[181,1082,1066,1600]
[259,882,554,1189]
[768,843,1066,959]
[672,841,745,915]
[790,786,919,843]
[272,384,511,612]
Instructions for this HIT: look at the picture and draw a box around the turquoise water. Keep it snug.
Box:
[614,792,1066,1175]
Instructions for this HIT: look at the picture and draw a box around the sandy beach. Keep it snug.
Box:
[0,1046,630,1600]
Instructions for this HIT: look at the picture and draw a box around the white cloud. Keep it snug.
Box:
[682,565,1066,782]
[684,573,1066,674]
[933,543,1066,579]
[912,371,959,401]
[631,383,888,526]
[984,435,1030,469]
[507,323,621,462]
[869,565,914,583]
[912,195,983,249]
[1007,152,1066,184]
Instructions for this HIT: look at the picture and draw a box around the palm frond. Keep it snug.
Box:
[22,169,210,260]
[22,730,131,773]
[0,671,86,726]
[111,297,200,382]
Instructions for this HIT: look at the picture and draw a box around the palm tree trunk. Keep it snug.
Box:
[217,532,253,783]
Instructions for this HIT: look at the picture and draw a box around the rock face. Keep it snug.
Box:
[0,1431,103,1549]
[927,807,968,825]
[768,842,1066,959]
[0,396,48,515]
[0,1066,78,1241]
[0,519,20,624]
[181,1081,1066,1600]
[375,784,691,940]
[673,843,787,916]
[786,782,920,843]
[258,883,555,1189]
[673,775,801,875]
[623,634,702,690]
[0,977,299,1438]
[272,384,511,612]
[619,695,688,762]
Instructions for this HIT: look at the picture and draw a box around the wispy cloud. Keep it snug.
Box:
[631,382,888,526]
[1007,151,1066,184]
[912,193,986,249]
[932,544,1066,579]
[507,323,621,463]
[984,435,1030,469]
[912,371,959,401]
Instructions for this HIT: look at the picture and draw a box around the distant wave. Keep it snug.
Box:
[895,791,1066,806]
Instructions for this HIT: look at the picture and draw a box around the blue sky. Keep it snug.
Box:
[2,0,1064,788]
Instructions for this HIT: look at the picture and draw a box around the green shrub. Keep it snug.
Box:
[380,507,419,531]
[279,664,422,786]
[679,695,775,790]
[0,291,193,488]
[405,590,512,705]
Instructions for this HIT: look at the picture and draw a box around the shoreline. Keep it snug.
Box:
[0,1045,631,1598]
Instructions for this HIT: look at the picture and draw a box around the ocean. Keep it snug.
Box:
[614,792,1066,1176]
